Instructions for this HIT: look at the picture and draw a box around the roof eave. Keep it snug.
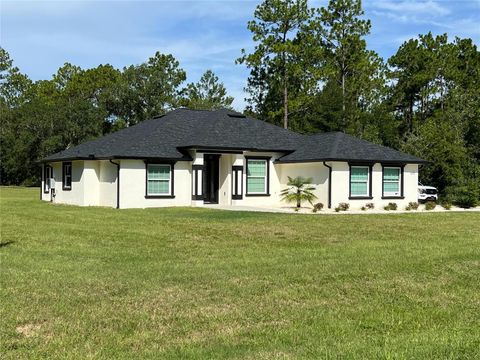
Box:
[275,157,430,165]
[38,154,193,163]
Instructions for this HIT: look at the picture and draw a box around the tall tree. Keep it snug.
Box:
[115,52,186,126]
[0,48,34,184]
[309,0,385,136]
[0,47,32,108]
[180,70,234,110]
[237,0,311,129]
[1,58,121,185]
[390,34,480,202]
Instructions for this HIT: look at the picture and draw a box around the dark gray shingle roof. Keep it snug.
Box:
[276,132,427,164]
[42,109,426,164]
[43,109,302,162]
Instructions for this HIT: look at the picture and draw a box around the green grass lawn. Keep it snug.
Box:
[1,187,480,359]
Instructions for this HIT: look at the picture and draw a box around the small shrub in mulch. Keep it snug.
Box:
[425,201,437,210]
[337,203,349,211]
[405,202,419,211]
[384,202,398,211]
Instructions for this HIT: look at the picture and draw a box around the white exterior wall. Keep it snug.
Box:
[402,164,419,204]
[48,160,85,206]
[99,161,118,207]
[277,162,329,207]
[42,160,116,207]
[119,160,192,209]
[232,151,283,207]
[219,154,233,205]
[83,161,100,206]
[40,157,419,210]
[330,162,419,210]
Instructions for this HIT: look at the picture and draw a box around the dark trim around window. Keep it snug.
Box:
[381,164,405,199]
[144,161,176,199]
[232,165,243,200]
[348,162,373,200]
[192,164,204,201]
[62,162,72,191]
[245,156,271,197]
[43,164,52,193]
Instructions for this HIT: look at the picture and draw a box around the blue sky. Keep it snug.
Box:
[2,0,479,110]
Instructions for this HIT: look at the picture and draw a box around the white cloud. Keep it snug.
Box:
[1,1,257,110]
[371,0,450,16]
[370,9,447,27]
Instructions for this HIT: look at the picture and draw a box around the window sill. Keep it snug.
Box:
[245,194,270,197]
[145,195,175,199]
[62,187,72,191]
[382,196,405,199]
[348,196,373,200]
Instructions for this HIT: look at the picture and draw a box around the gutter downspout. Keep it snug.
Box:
[109,160,120,209]
[323,161,332,209]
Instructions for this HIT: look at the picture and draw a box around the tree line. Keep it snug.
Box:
[1,0,479,206]
[0,51,233,185]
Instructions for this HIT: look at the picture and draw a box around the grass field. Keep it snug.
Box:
[1,187,480,359]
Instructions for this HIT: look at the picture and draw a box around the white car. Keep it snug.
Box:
[418,184,438,202]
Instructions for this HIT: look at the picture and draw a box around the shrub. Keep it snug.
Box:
[312,203,324,213]
[334,207,340,212]
[21,176,40,187]
[384,202,398,211]
[362,203,374,211]
[444,182,479,208]
[338,202,349,211]
[425,201,436,210]
[442,203,452,210]
[448,185,480,209]
[405,202,419,211]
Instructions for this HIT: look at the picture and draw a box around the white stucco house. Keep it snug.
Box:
[40,108,427,210]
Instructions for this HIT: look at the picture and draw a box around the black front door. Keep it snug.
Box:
[203,154,220,203]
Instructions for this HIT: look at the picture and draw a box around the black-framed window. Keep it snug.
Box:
[232,165,243,200]
[192,164,204,200]
[349,164,372,199]
[62,162,72,190]
[245,157,270,196]
[145,162,175,198]
[382,165,405,199]
[43,164,52,193]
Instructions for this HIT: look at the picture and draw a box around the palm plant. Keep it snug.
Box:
[281,176,317,209]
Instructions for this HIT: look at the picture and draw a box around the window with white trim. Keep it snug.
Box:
[246,159,267,194]
[147,164,171,196]
[383,167,401,197]
[350,166,369,197]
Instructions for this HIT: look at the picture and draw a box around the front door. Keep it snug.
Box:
[203,154,220,204]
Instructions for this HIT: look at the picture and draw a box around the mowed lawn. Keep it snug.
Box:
[1,187,479,359]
